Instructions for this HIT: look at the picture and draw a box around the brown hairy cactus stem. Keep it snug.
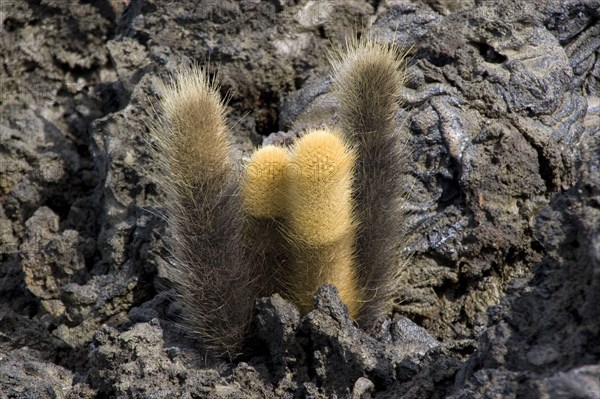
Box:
[330,37,410,325]
[150,65,257,359]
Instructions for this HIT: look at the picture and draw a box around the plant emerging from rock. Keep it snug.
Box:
[150,37,409,358]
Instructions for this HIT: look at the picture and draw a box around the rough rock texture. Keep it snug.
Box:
[451,131,600,399]
[1,0,599,397]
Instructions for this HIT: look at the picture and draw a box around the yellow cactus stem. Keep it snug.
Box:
[284,128,362,318]
[242,145,291,297]
[242,145,290,219]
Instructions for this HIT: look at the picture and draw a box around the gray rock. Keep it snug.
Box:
[1,0,599,397]
[0,347,73,399]
[451,116,600,398]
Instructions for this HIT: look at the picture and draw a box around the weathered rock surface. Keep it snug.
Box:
[1,0,598,397]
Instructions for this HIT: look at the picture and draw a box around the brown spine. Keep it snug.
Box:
[330,37,410,325]
[151,65,255,358]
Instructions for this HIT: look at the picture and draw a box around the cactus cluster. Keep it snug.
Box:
[151,38,409,358]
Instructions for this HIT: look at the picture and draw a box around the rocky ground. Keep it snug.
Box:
[1,0,599,398]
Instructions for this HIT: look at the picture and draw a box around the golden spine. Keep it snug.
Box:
[283,129,361,318]
[242,146,290,296]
